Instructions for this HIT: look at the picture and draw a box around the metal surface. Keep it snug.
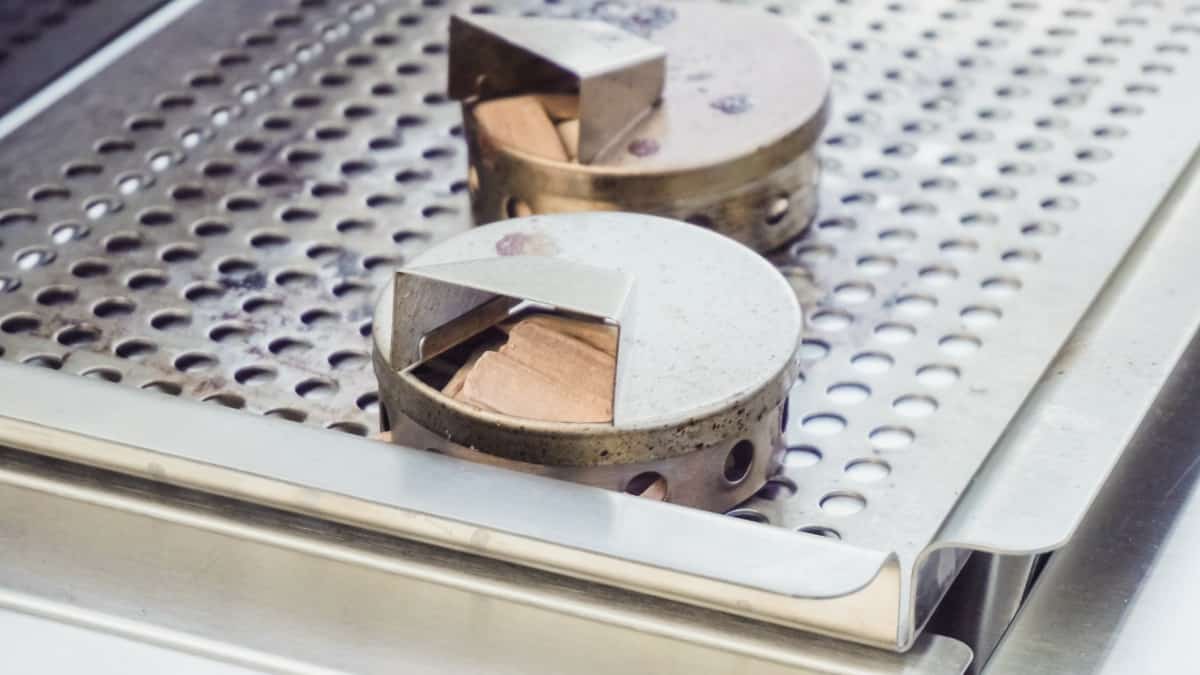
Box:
[984,328,1200,675]
[383,214,800,427]
[0,0,1199,652]
[923,553,1036,675]
[977,117,1200,675]
[448,13,666,163]
[374,213,801,510]
[0,449,971,675]
[458,2,829,251]
[0,0,166,116]
[3,607,261,675]
[0,359,907,647]
[933,135,1200,556]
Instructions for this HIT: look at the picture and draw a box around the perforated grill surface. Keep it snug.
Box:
[0,0,1198,561]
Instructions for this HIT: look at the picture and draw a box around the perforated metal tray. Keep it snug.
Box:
[1,0,1199,651]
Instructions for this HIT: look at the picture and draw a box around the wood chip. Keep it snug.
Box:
[447,315,617,423]
[556,119,580,162]
[637,476,668,501]
[497,313,617,356]
[441,341,495,398]
[473,96,568,162]
[458,350,611,422]
[535,94,581,121]
[501,321,614,399]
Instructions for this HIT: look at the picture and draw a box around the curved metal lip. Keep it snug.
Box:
[0,360,897,608]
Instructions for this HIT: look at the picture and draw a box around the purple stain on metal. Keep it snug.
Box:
[577,2,677,37]
[627,138,660,157]
[219,270,266,291]
[496,232,559,257]
[710,94,753,115]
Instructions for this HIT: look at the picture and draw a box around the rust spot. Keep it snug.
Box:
[496,231,559,257]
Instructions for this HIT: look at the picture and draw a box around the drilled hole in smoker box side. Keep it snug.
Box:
[723,440,755,484]
[728,509,768,523]
[625,472,668,501]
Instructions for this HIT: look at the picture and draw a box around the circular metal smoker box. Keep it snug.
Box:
[449,3,832,253]
[372,213,803,512]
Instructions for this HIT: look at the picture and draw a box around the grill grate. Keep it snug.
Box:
[0,0,1199,580]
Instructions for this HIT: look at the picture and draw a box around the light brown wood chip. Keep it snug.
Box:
[448,315,616,423]
[441,341,496,399]
[497,314,617,356]
[458,350,611,422]
[556,119,580,161]
[473,96,568,162]
[501,321,614,401]
[535,94,581,121]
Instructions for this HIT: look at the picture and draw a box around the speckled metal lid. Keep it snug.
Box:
[583,2,831,171]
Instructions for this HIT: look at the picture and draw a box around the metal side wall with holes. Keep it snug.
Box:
[1,0,1200,672]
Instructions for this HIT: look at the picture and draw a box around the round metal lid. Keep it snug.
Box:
[376,212,802,428]
[578,2,830,171]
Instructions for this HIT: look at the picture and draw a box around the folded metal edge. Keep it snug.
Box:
[902,147,1200,648]
[0,452,970,673]
[0,357,906,646]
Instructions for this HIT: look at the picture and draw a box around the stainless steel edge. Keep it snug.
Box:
[1,0,1199,655]
[984,304,1200,674]
[0,359,905,646]
[909,138,1200,654]
[933,146,1200,556]
[1,603,267,675]
[0,449,971,675]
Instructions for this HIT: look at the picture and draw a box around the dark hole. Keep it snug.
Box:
[1,315,41,334]
[35,286,77,306]
[139,209,175,227]
[625,472,668,500]
[93,298,135,318]
[105,235,142,254]
[115,340,157,359]
[142,381,181,395]
[174,353,216,371]
[151,311,191,331]
[723,440,755,483]
[184,284,224,302]
[209,323,251,342]
[127,272,168,291]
